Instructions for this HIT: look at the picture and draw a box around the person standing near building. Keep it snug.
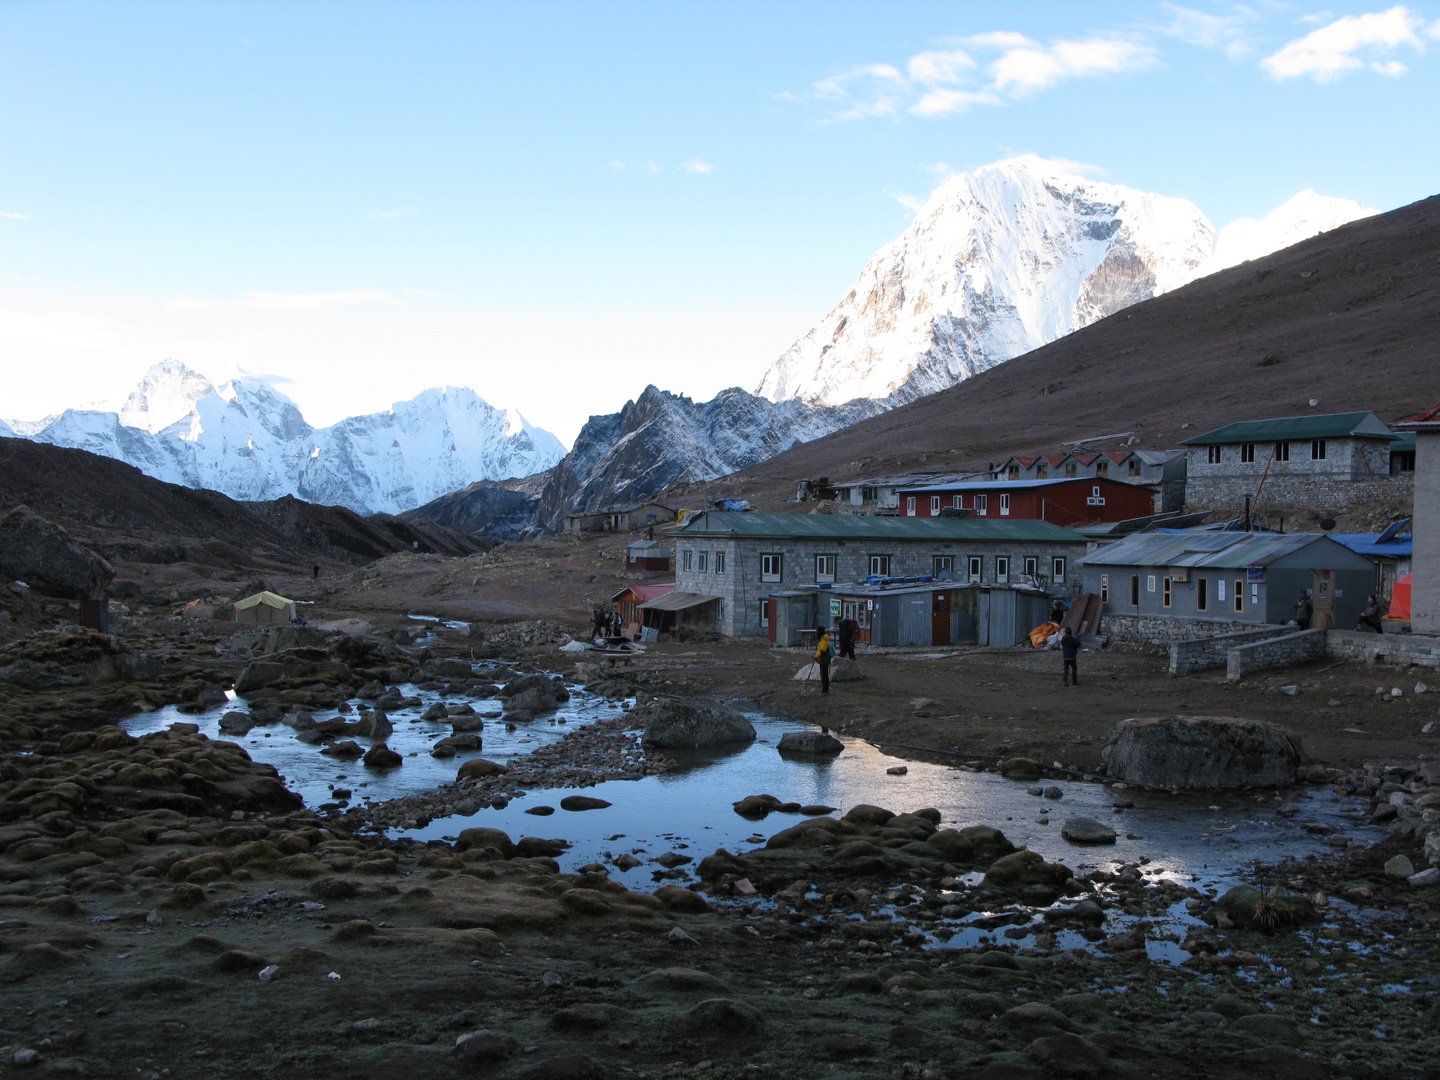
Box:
[1060,626,1080,686]
[837,615,858,660]
[813,626,835,694]
[1294,590,1313,630]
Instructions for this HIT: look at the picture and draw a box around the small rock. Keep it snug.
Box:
[257,965,280,982]
[145,910,163,927]
[13,1049,42,1067]
[559,796,611,812]
[886,765,908,776]
[525,805,556,816]
[542,971,564,989]
[352,1018,381,1032]
[1276,803,1299,817]
[1407,868,1440,887]
[1423,722,1436,735]
[451,1010,482,1028]
[1385,854,1415,879]
[1279,685,1299,696]
[1392,687,1404,698]
[1416,682,1429,695]
[613,854,641,871]
[666,926,698,946]
[1043,786,1063,800]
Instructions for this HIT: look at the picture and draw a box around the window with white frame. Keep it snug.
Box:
[759,601,769,628]
[1087,485,1105,506]
[715,551,726,574]
[933,555,953,576]
[1275,441,1290,462]
[1023,556,1038,577]
[760,553,782,582]
[697,551,708,573]
[968,555,982,582]
[995,556,1009,583]
[1207,445,1221,464]
[869,554,891,577]
[1312,439,1327,460]
[952,495,962,509]
[682,549,693,572]
[999,493,1010,516]
[975,493,988,515]
[1241,442,1256,463]
[906,496,916,516]
[930,496,941,514]
[1052,556,1066,583]
[814,554,836,583]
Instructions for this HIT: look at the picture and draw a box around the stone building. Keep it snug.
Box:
[1180,411,1411,515]
[1394,404,1440,635]
[670,511,1088,639]
[1079,531,1376,641]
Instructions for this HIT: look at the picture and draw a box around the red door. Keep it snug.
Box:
[931,591,951,644]
[766,597,777,643]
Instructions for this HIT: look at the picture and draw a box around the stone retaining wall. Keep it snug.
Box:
[1225,629,1328,681]
[1169,627,1291,675]
[1102,613,1276,648]
[1185,473,1412,514]
[1325,629,1440,670]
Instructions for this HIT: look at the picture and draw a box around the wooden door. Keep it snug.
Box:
[932,591,951,644]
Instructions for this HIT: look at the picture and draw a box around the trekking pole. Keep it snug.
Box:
[802,660,816,694]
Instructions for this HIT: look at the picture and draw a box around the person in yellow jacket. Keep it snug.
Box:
[813,625,835,694]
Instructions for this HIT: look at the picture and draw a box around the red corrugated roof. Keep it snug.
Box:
[1068,452,1099,465]
[611,583,676,603]
[1395,403,1440,428]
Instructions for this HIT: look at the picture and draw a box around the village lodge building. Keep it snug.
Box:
[1180,411,1413,513]
[667,511,1088,639]
[894,476,1159,526]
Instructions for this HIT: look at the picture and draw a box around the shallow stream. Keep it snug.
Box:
[122,661,1383,964]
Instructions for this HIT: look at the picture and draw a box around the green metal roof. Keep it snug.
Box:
[676,511,1086,544]
[1180,411,1397,446]
[1389,431,1416,452]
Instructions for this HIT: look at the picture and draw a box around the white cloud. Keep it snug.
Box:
[798,30,1155,121]
[680,158,715,175]
[369,207,415,219]
[1,211,31,220]
[606,160,627,171]
[241,289,402,310]
[1262,6,1426,81]
[1157,4,1259,58]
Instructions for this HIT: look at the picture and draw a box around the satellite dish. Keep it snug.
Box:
[1319,518,1337,532]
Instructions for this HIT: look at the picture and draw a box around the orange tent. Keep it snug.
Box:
[1388,574,1412,621]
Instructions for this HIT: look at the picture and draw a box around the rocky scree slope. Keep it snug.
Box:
[0,437,486,574]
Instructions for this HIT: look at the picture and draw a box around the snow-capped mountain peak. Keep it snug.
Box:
[755,156,1373,409]
[1205,189,1376,274]
[117,359,218,432]
[17,368,568,516]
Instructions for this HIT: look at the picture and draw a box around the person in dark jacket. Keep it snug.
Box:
[1294,590,1313,631]
[1060,626,1080,686]
[1357,595,1387,633]
[837,617,859,660]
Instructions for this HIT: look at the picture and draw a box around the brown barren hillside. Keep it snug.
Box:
[692,193,1440,508]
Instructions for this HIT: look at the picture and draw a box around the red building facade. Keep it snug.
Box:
[896,477,1158,526]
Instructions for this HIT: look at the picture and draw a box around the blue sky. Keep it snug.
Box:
[2,1,1438,442]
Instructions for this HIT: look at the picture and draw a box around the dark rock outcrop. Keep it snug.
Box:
[0,505,114,599]
[639,697,756,749]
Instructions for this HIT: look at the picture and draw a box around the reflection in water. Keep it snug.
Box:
[122,671,1380,965]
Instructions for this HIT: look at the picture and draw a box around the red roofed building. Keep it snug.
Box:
[896,476,1159,525]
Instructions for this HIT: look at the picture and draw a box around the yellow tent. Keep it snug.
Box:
[233,591,297,626]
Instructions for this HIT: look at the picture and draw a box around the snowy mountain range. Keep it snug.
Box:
[755,156,1374,408]
[5,360,566,516]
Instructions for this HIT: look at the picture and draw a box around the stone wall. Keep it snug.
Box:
[1226,629,1328,681]
[1100,612,1280,648]
[1185,473,1412,515]
[1169,627,1289,675]
[1325,629,1440,670]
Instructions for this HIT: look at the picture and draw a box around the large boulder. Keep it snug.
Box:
[791,658,864,682]
[1101,716,1305,790]
[640,698,756,749]
[0,505,114,599]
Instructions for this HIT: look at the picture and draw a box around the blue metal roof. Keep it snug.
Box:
[1328,533,1413,559]
[900,477,1157,493]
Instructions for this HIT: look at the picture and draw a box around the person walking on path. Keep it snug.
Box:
[837,616,859,661]
[813,626,835,694]
[1060,627,1080,686]
[1294,590,1313,630]
[1357,594,1387,633]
